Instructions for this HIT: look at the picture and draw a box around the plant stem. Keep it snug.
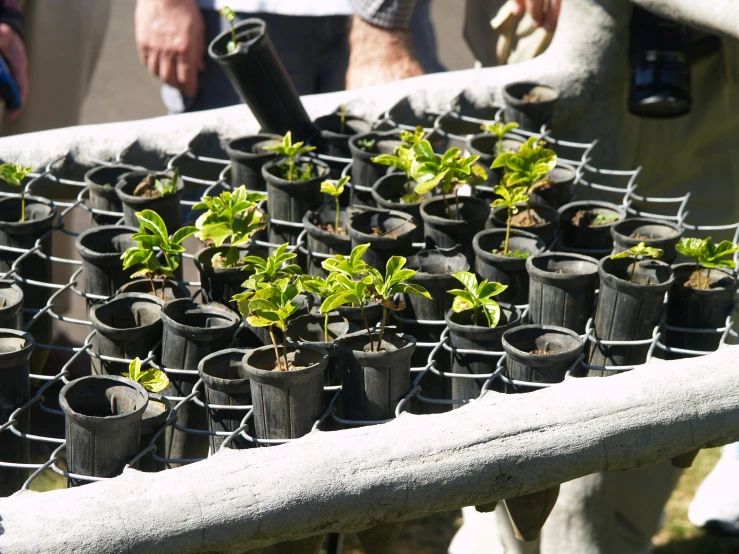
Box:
[454,190,461,222]
[340,104,346,135]
[441,191,451,220]
[359,304,375,352]
[504,209,512,256]
[335,199,340,234]
[160,276,168,299]
[288,157,294,181]
[630,257,637,283]
[20,189,25,223]
[696,263,701,290]
[706,267,712,290]
[230,24,236,48]
[324,313,329,342]
[282,332,290,372]
[149,275,157,296]
[269,326,283,371]
[377,305,388,351]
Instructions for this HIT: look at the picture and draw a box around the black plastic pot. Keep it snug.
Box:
[526,252,599,334]
[199,348,252,451]
[0,281,23,330]
[558,201,624,253]
[466,133,524,188]
[195,244,267,310]
[89,293,164,377]
[446,306,521,405]
[160,300,241,463]
[502,325,584,392]
[611,218,683,263]
[59,375,148,486]
[224,134,280,191]
[371,173,426,241]
[115,170,184,232]
[76,225,138,300]
[243,344,328,440]
[346,208,417,270]
[420,195,490,264]
[303,206,353,277]
[473,229,546,305]
[529,163,577,209]
[588,257,674,372]
[503,82,559,132]
[117,278,191,301]
[489,203,558,244]
[334,331,416,421]
[0,330,34,496]
[139,393,171,473]
[208,19,319,143]
[665,264,738,355]
[315,113,371,158]
[348,131,402,206]
[84,165,131,226]
[286,313,352,387]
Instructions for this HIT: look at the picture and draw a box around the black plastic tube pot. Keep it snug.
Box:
[89,293,164,377]
[420,195,490,264]
[286,313,351,387]
[115,170,184,231]
[315,113,371,158]
[334,331,416,421]
[503,82,559,132]
[489,203,558,243]
[371,173,426,242]
[84,165,131,226]
[611,218,683,263]
[117,278,191,301]
[243,343,328,439]
[348,130,402,206]
[665,264,738,355]
[0,281,23,330]
[588,257,674,372]
[59,375,148,486]
[526,252,599,334]
[346,208,417,270]
[446,306,521,405]
[0,330,34,496]
[502,325,584,393]
[195,244,267,310]
[139,393,171,473]
[303,206,352,277]
[160,300,241,463]
[199,348,252,451]
[76,225,138,300]
[558,201,624,253]
[224,134,280,191]
[473,229,546,305]
[208,19,319,143]
[529,163,577,209]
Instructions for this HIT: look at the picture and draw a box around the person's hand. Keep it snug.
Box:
[0,23,28,119]
[135,0,206,97]
[512,0,561,32]
[346,16,424,90]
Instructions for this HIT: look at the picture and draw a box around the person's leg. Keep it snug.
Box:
[408,0,446,74]
[316,16,350,94]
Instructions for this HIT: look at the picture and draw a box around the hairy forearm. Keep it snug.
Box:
[630,0,739,40]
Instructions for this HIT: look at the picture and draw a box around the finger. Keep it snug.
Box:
[544,0,561,32]
[511,0,525,15]
[526,0,544,26]
[176,57,198,97]
[147,50,160,77]
[136,44,149,67]
[158,52,178,88]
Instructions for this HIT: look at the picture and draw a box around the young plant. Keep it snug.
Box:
[233,243,302,303]
[490,185,530,257]
[371,144,420,203]
[411,142,486,219]
[301,275,340,342]
[263,131,317,182]
[399,126,426,147]
[0,163,32,222]
[448,272,507,328]
[356,137,376,151]
[610,242,664,282]
[481,121,520,154]
[121,209,197,298]
[340,104,346,134]
[320,176,349,233]
[675,237,739,289]
[220,6,238,52]
[134,169,181,199]
[122,357,169,393]
[193,186,267,268]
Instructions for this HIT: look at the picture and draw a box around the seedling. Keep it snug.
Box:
[592,212,620,226]
[448,272,507,328]
[220,6,238,53]
[356,137,376,151]
[193,186,267,268]
[264,131,317,182]
[121,209,197,298]
[371,142,421,203]
[490,185,530,257]
[0,163,32,222]
[481,121,520,154]
[610,242,664,282]
[340,104,346,134]
[233,243,302,305]
[133,169,181,199]
[675,237,739,290]
[301,275,340,342]
[122,357,169,393]
[320,176,349,234]
[399,126,426,147]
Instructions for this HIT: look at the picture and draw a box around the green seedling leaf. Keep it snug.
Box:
[122,357,170,393]
[448,271,507,328]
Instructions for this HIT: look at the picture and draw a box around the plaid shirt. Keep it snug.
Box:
[349,0,418,29]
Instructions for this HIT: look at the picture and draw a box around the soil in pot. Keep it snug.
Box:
[224,134,280,191]
[528,163,576,209]
[334,331,416,421]
[665,264,738,356]
[446,306,521,406]
[199,348,252,451]
[558,201,624,253]
[139,393,171,473]
[195,244,267,310]
[489,203,558,244]
[286,313,352,387]
[0,281,23,330]
[474,229,546,305]
[314,113,371,158]
[587,257,674,373]
[59,375,148,486]
[84,165,131,226]
[89,293,164,377]
[348,130,403,206]
[117,278,191,301]
[346,209,417,270]
[303,206,353,277]
[0,330,34,496]
[420,195,490,264]
[526,252,599,334]
[610,218,683,263]
[503,82,559,132]
[76,225,138,301]
[115,170,184,232]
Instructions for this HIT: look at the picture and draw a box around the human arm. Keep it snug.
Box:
[0,0,27,118]
[512,0,561,32]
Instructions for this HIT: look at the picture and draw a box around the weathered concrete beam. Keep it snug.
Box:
[631,0,739,40]
[1,346,738,554]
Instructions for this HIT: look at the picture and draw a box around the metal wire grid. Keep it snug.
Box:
[0,101,737,492]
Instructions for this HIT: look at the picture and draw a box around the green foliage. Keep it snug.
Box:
[356,137,376,151]
[153,169,180,198]
[490,185,530,256]
[411,142,486,196]
[482,121,520,154]
[592,212,620,226]
[232,243,302,309]
[448,272,507,328]
[321,242,372,279]
[264,131,317,181]
[0,163,32,222]
[610,241,663,282]
[676,237,739,269]
[492,136,557,191]
[320,176,349,233]
[371,145,415,178]
[220,6,238,52]
[122,357,170,393]
[399,126,426,147]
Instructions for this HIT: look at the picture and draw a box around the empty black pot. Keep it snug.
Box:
[224,134,280,191]
[611,218,682,263]
[420,195,490,264]
[489,203,558,244]
[0,281,23,330]
[286,313,352,387]
[84,165,131,226]
[139,393,171,473]
[348,131,403,206]
[115,170,184,232]
[529,163,577,209]
[503,82,559,132]
[303,206,352,277]
[117,278,191,301]
[526,252,599,334]
[76,225,138,301]
[558,201,624,253]
[346,208,417,270]
[195,244,267,311]
[59,375,148,486]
